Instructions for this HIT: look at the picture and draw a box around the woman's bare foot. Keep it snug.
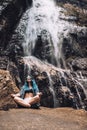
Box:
[11,94,16,98]
[11,94,17,98]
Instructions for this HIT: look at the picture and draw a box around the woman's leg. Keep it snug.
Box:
[14,97,31,108]
[11,93,20,98]
[26,94,41,105]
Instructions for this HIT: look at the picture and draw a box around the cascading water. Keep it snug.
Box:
[22,0,77,68]
[46,71,59,107]
[68,72,87,109]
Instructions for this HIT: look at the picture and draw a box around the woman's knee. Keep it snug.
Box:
[14,97,31,107]
[14,97,20,102]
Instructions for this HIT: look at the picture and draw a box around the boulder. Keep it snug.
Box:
[0,69,19,110]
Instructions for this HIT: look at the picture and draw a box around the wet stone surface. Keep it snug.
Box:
[0,107,87,130]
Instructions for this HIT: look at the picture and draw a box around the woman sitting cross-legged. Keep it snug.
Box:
[11,76,42,108]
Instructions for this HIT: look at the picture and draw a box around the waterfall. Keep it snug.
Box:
[46,72,59,107]
[70,72,87,109]
[72,71,87,99]
[22,0,76,68]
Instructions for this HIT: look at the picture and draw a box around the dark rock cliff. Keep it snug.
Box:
[0,0,87,110]
[0,0,32,52]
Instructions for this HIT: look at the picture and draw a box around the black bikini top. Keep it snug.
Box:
[25,88,33,93]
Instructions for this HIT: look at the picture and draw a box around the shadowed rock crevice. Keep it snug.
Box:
[0,0,32,51]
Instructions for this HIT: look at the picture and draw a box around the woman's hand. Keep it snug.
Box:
[37,92,42,97]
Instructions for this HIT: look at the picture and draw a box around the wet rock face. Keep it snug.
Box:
[57,86,75,107]
[0,0,87,110]
[62,29,87,65]
[56,0,87,9]
[0,56,86,109]
[0,0,32,53]
[72,58,87,71]
[0,0,13,11]
[23,56,87,109]
[33,35,56,66]
[0,69,19,110]
[0,56,24,88]
[0,56,9,70]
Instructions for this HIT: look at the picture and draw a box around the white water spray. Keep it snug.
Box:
[22,0,76,67]
[70,73,86,109]
[46,72,59,107]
